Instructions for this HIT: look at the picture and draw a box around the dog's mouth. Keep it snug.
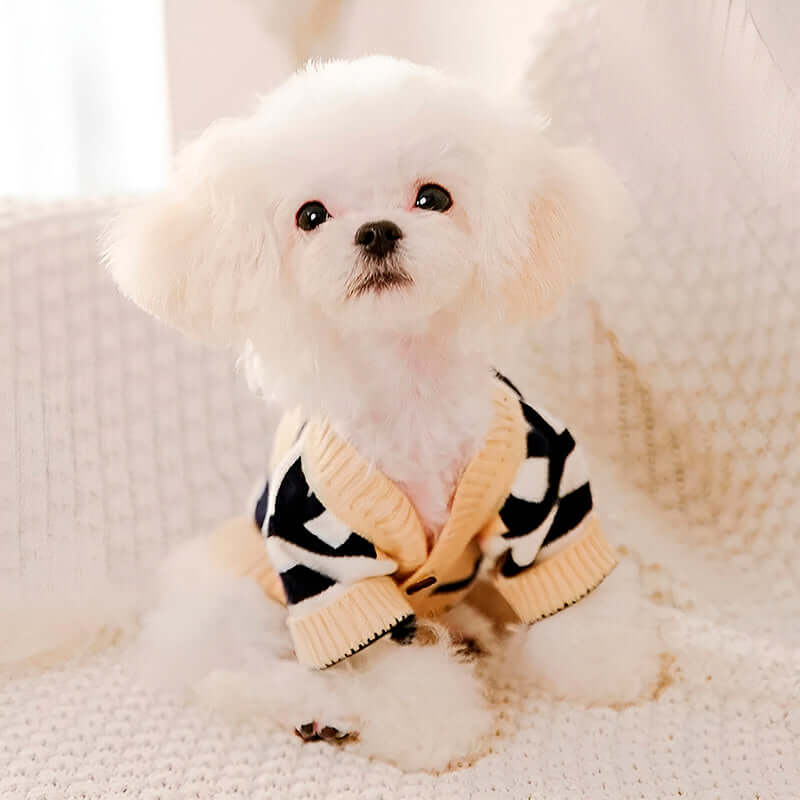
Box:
[345,261,414,299]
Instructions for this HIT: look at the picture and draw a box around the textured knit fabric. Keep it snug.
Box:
[2,186,799,799]
[249,376,615,667]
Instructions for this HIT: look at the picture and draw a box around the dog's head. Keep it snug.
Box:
[106,57,627,400]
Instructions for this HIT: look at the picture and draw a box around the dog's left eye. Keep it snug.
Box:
[414,184,452,212]
[296,201,330,231]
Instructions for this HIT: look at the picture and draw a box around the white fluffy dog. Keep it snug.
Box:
[107,56,663,772]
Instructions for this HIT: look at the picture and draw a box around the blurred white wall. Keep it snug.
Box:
[165,0,560,146]
[270,0,560,90]
[0,0,558,196]
[164,0,292,149]
[0,0,170,197]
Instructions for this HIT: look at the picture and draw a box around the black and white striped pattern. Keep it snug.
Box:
[256,374,594,610]
[257,441,396,608]
[493,375,594,578]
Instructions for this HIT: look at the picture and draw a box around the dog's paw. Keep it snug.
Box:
[295,718,359,743]
[442,601,499,660]
[338,636,494,771]
[503,558,668,707]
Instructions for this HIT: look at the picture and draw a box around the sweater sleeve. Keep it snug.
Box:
[262,438,413,669]
[480,395,617,623]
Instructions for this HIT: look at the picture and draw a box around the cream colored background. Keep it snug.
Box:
[2,2,798,797]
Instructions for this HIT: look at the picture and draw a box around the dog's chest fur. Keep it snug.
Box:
[337,338,494,542]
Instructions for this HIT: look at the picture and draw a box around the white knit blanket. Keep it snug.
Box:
[2,1,799,796]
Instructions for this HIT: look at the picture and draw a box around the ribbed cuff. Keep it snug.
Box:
[288,576,414,669]
[493,517,617,624]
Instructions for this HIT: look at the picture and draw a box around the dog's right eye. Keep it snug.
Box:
[296,201,330,231]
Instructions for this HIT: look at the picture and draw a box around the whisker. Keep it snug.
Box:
[344,257,414,299]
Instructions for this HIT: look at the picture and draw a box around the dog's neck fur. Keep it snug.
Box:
[313,326,494,541]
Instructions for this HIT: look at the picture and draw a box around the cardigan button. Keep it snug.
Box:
[405,576,437,595]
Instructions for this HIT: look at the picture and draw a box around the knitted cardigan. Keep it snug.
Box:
[211,375,617,669]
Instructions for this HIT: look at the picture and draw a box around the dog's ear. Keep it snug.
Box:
[104,119,278,347]
[479,116,631,320]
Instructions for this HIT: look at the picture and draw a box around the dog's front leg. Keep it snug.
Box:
[286,620,494,771]
[501,558,668,707]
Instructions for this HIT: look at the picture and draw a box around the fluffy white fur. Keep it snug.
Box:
[107,56,661,770]
[138,534,494,772]
[107,56,625,532]
[497,559,666,707]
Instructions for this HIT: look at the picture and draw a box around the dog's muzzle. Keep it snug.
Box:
[345,260,414,299]
[347,219,413,298]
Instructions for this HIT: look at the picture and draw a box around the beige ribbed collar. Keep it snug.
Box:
[301,378,528,582]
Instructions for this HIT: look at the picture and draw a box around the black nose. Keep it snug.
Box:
[354,220,403,258]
